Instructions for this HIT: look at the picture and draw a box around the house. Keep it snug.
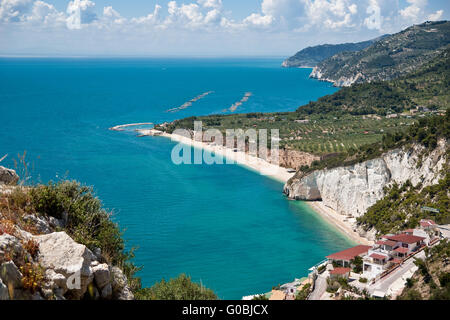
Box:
[326,245,372,268]
[329,267,351,280]
[420,219,437,229]
[420,219,440,237]
[362,241,395,280]
[382,234,425,256]
[362,233,425,280]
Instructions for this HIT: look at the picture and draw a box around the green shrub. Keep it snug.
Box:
[135,274,218,300]
[295,283,311,300]
[359,277,368,283]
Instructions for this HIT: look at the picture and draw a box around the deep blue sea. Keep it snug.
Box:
[0,58,351,299]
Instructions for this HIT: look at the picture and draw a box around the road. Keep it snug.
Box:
[308,272,328,300]
[367,251,425,296]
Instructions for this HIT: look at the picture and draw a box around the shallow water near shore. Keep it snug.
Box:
[0,57,352,299]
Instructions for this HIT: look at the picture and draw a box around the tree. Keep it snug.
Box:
[351,256,363,273]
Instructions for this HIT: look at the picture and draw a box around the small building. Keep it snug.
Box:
[419,219,440,237]
[326,245,372,268]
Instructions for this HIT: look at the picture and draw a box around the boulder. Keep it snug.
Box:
[0,261,23,288]
[47,216,65,229]
[23,214,52,234]
[0,234,23,257]
[34,232,96,299]
[44,269,67,292]
[0,166,19,185]
[110,266,134,300]
[92,263,110,289]
[0,278,9,300]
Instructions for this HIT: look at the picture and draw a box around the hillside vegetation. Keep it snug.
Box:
[298,47,450,116]
[282,37,381,68]
[311,21,450,86]
[398,240,450,300]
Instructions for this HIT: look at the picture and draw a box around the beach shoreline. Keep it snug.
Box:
[140,130,296,184]
[138,128,372,245]
[306,201,373,245]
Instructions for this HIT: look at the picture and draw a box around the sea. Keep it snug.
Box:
[0,57,353,299]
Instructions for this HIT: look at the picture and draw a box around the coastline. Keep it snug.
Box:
[139,129,372,245]
[142,130,296,184]
[306,201,373,245]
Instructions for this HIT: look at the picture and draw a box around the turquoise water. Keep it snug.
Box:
[0,58,351,299]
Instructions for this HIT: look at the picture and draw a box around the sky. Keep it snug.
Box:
[0,0,449,56]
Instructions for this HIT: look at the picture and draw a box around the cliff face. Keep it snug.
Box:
[276,149,320,170]
[284,140,447,218]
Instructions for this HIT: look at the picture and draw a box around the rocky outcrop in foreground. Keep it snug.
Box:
[0,223,134,300]
[284,140,447,218]
[0,181,134,300]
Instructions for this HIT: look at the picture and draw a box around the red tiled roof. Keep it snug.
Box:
[370,253,387,260]
[384,234,425,244]
[326,245,372,261]
[376,240,397,247]
[394,247,409,254]
[330,267,351,275]
[420,219,436,228]
[392,258,403,264]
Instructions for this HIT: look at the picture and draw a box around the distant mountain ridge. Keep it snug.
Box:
[310,20,450,86]
[281,37,385,68]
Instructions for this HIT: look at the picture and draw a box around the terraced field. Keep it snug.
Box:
[161,112,420,155]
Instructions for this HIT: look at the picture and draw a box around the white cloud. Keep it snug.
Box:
[364,0,383,30]
[66,0,97,30]
[0,0,33,23]
[303,0,359,29]
[399,0,427,21]
[0,0,447,56]
[243,13,274,28]
[427,9,443,21]
[27,0,65,26]
[198,0,222,9]
[348,3,357,15]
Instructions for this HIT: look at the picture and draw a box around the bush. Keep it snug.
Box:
[359,277,368,283]
[295,283,311,300]
[29,181,141,293]
[135,274,218,300]
[30,181,128,266]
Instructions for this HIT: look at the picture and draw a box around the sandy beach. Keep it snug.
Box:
[307,201,374,245]
[138,129,372,245]
[140,130,296,184]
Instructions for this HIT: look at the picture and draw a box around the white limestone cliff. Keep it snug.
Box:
[284,140,447,219]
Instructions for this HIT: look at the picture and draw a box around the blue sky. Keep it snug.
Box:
[0,0,449,56]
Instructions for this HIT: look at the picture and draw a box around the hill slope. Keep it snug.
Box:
[298,47,450,116]
[310,21,450,86]
[281,38,382,68]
